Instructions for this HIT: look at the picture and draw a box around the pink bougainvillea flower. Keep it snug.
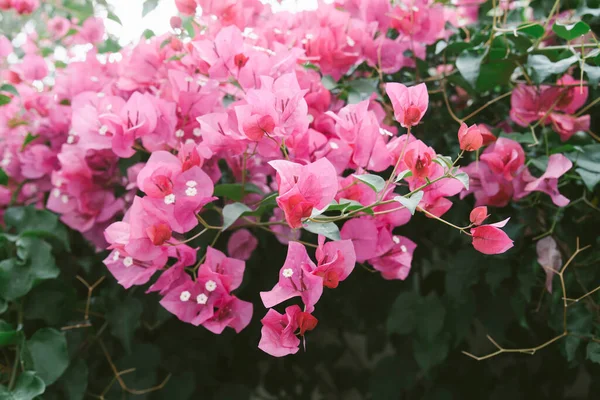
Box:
[20,54,48,81]
[480,138,525,181]
[258,305,301,357]
[201,246,246,291]
[471,219,514,255]
[260,242,323,312]
[403,140,436,180]
[202,294,253,334]
[175,0,197,15]
[536,236,562,293]
[147,245,197,295]
[549,113,590,142]
[312,235,356,288]
[458,123,483,151]
[368,234,417,280]
[523,154,572,207]
[340,217,379,262]
[554,75,588,115]
[469,206,489,226]
[478,124,497,146]
[269,158,338,228]
[385,82,428,128]
[227,228,258,261]
[160,269,229,326]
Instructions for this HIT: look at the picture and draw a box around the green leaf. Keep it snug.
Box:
[63,0,94,20]
[21,133,38,150]
[499,132,536,144]
[353,174,386,193]
[456,47,486,88]
[586,342,600,364]
[432,155,453,169]
[394,169,413,183]
[106,10,122,25]
[302,221,340,241]
[97,38,121,54]
[142,29,156,39]
[565,335,581,362]
[25,328,69,385]
[213,183,263,202]
[0,84,18,96]
[60,358,88,400]
[222,203,252,230]
[321,75,337,90]
[4,206,70,250]
[0,320,20,347]
[569,144,600,191]
[416,293,446,341]
[387,292,420,335]
[346,78,378,104]
[16,237,59,280]
[0,372,45,400]
[453,172,469,190]
[583,64,600,86]
[107,297,142,354]
[552,21,590,41]
[518,23,544,38]
[142,0,158,17]
[0,259,35,301]
[0,168,8,186]
[393,191,424,215]
[526,54,579,84]
[413,333,450,371]
[0,94,11,106]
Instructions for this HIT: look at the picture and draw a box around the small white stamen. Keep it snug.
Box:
[282,268,294,278]
[164,194,176,205]
[123,256,133,267]
[53,188,61,198]
[400,245,407,253]
[106,104,113,111]
[90,76,99,82]
[98,125,108,136]
[112,250,120,261]
[97,92,105,98]
[185,187,197,197]
[60,194,69,204]
[196,293,208,304]
[185,77,194,83]
[186,180,197,187]
[67,135,75,144]
[346,36,356,47]
[393,236,400,244]
[330,142,339,150]
[307,114,314,123]
[175,129,185,138]
[193,128,202,137]
[205,280,217,292]
[379,128,394,137]
[180,290,191,301]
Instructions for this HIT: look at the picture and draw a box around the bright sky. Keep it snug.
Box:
[105,0,320,45]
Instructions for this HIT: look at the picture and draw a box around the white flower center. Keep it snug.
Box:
[112,250,120,261]
[66,135,75,144]
[330,142,339,150]
[97,92,105,98]
[53,188,61,198]
[282,268,294,278]
[400,245,407,253]
[180,290,191,301]
[164,194,176,205]
[186,180,197,187]
[185,76,194,83]
[90,76,99,82]
[175,129,185,138]
[392,236,400,244]
[193,128,202,137]
[205,280,217,292]
[61,194,69,204]
[185,187,197,197]
[123,256,133,267]
[196,293,208,304]
[98,125,108,136]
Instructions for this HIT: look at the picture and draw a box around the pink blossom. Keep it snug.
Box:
[201,246,246,291]
[549,113,590,142]
[202,294,253,334]
[227,228,258,261]
[260,242,323,312]
[0,36,13,57]
[269,158,338,228]
[480,138,525,181]
[258,305,302,357]
[385,82,428,128]
[471,222,514,255]
[536,236,562,293]
[368,235,416,280]
[469,206,489,226]
[20,55,48,81]
[175,0,197,15]
[523,154,572,207]
[48,17,71,39]
[340,217,379,262]
[313,235,356,288]
[458,123,483,151]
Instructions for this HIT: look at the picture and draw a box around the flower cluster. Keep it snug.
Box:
[2,0,585,359]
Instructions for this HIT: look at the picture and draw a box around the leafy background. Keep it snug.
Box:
[1,0,600,399]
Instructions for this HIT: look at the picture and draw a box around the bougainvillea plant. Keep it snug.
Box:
[1,0,599,398]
